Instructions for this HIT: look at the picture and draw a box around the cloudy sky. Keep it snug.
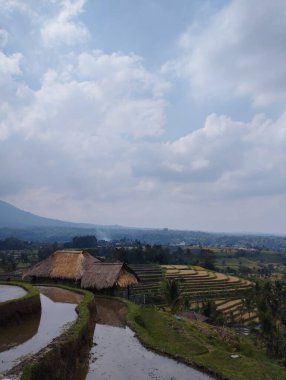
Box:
[1,0,286,234]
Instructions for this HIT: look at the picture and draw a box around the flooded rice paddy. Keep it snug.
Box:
[84,298,212,380]
[0,285,26,302]
[0,286,79,373]
[0,287,212,379]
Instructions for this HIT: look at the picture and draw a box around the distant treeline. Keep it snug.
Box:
[1,226,286,250]
[87,244,216,268]
[0,237,32,250]
[0,235,216,267]
[1,234,286,271]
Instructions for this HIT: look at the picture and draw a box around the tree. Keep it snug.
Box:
[242,293,255,319]
[3,255,17,272]
[266,327,286,359]
[160,278,183,313]
[72,235,97,248]
[201,249,216,270]
[202,300,224,324]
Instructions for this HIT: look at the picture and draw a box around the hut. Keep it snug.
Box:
[23,250,139,295]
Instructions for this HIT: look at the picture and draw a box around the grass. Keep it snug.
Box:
[125,302,286,380]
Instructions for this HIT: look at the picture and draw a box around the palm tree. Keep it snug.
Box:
[160,278,183,313]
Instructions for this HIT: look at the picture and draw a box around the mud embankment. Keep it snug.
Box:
[9,285,96,380]
[0,283,40,326]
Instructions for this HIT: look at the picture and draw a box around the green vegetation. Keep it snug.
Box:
[160,278,183,312]
[125,302,286,380]
[244,280,286,360]
[214,248,286,280]
[70,235,97,249]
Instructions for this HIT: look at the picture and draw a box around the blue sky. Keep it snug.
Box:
[1,0,286,234]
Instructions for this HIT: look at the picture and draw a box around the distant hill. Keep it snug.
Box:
[0,200,93,229]
[0,200,286,249]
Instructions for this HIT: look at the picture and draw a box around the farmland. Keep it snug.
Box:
[129,264,256,325]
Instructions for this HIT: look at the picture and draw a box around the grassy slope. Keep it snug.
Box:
[126,302,286,380]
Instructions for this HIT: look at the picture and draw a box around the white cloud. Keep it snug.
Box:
[8,51,168,140]
[0,29,9,48]
[131,112,286,204]
[41,0,89,46]
[0,49,168,204]
[77,51,169,98]
[168,0,286,106]
[0,0,31,13]
[1,0,286,233]
[0,48,23,140]
[0,51,22,77]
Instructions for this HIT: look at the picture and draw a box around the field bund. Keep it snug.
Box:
[0,282,41,326]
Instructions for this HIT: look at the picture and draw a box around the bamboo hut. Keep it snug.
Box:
[81,262,139,290]
[23,250,139,293]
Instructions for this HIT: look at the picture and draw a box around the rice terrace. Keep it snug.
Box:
[131,264,257,325]
[1,0,286,379]
[1,230,286,380]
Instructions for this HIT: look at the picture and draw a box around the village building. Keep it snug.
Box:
[22,250,139,296]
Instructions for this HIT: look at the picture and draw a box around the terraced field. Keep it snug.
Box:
[215,298,258,325]
[163,265,253,298]
[129,264,163,298]
[130,264,256,324]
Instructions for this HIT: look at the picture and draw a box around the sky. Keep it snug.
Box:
[1,0,286,234]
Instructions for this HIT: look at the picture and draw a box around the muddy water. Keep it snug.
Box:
[0,287,79,373]
[0,312,41,354]
[0,285,26,302]
[84,298,212,380]
[38,286,83,304]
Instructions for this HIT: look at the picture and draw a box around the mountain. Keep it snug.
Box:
[0,200,286,249]
[0,200,93,229]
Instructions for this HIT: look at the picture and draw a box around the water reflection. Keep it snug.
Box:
[0,287,78,373]
[0,285,26,302]
[38,286,83,304]
[0,312,41,353]
[82,298,212,380]
[94,298,127,327]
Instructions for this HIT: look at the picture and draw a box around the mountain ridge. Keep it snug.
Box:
[1,200,286,250]
[0,200,95,229]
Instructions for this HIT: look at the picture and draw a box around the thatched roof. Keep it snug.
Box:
[23,250,139,290]
[81,262,139,290]
[23,250,99,281]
